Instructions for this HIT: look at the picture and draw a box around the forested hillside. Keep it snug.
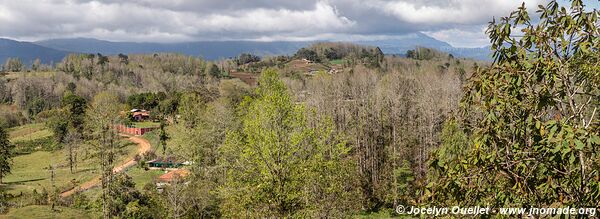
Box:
[0,38,476,217]
[0,0,597,218]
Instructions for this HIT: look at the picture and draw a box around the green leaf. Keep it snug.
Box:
[552,143,562,153]
[569,153,576,164]
[589,135,600,145]
[574,139,585,150]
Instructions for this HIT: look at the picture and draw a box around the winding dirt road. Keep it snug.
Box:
[60,134,152,197]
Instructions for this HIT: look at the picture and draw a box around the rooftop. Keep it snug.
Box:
[157,169,190,182]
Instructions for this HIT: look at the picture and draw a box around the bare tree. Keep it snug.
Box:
[164,175,188,219]
[86,91,122,219]
[64,131,81,174]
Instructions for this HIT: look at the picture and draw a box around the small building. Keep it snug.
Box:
[147,156,184,169]
[115,124,157,135]
[157,169,190,183]
[156,169,191,190]
[131,109,150,121]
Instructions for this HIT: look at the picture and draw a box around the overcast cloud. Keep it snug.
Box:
[0,0,567,47]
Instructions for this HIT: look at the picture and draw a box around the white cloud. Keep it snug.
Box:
[0,0,553,44]
[195,2,355,33]
[0,0,354,42]
[366,0,545,24]
[423,27,490,48]
[252,32,426,42]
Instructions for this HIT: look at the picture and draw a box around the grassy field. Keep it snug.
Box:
[125,168,164,190]
[0,205,94,219]
[132,121,160,128]
[141,128,173,155]
[8,123,52,142]
[329,59,344,65]
[79,166,164,201]
[71,164,164,203]
[2,136,139,195]
[2,123,160,216]
[8,123,54,155]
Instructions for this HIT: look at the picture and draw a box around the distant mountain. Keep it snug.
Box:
[437,46,492,61]
[36,34,491,61]
[0,38,69,66]
[356,33,491,60]
[35,38,311,60]
[0,34,491,66]
[357,32,452,52]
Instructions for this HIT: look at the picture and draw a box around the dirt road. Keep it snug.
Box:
[60,134,152,197]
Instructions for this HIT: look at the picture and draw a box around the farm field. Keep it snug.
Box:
[0,205,94,219]
[285,59,330,73]
[8,123,52,142]
[2,125,139,195]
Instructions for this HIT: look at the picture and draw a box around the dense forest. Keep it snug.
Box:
[0,0,598,218]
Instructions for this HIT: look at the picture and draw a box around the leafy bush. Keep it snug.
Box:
[12,136,55,155]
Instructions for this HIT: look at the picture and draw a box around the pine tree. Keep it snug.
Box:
[159,120,169,155]
[0,126,15,184]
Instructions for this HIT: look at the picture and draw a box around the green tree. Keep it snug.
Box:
[0,126,14,183]
[118,53,129,65]
[430,0,600,207]
[159,120,169,154]
[105,173,145,217]
[63,92,87,132]
[237,53,261,65]
[219,69,359,217]
[26,98,47,117]
[127,92,166,111]
[66,82,77,93]
[205,63,221,78]
[294,48,320,62]
[158,95,180,117]
[177,92,205,129]
[46,112,69,145]
[405,47,442,60]
[97,53,109,66]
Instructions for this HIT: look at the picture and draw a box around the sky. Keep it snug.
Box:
[0,0,596,48]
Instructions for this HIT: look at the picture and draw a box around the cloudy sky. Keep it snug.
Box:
[0,0,597,47]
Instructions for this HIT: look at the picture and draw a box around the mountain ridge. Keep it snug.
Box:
[0,38,70,66]
[0,34,491,66]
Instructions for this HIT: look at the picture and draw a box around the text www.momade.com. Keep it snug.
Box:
[396,205,597,217]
